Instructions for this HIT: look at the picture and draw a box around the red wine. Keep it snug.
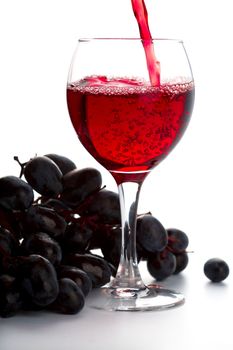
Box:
[131,0,160,86]
[67,76,194,183]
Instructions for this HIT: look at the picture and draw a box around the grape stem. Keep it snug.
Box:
[13,156,28,178]
[109,182,146,291]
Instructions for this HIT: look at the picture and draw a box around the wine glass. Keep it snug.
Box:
[66,38,195,311]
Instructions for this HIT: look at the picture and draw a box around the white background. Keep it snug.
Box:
[0,1,233,349]
[0,0,232,257]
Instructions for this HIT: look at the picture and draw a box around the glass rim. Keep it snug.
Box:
[78,37,184,43]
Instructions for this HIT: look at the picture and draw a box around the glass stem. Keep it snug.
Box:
[109,181,146,291]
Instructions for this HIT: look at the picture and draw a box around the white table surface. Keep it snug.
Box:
[1,252,232,350]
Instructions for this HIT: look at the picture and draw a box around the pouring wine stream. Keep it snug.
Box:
[131,0,160,86]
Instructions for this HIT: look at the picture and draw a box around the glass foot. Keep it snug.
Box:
[88,284,185,311]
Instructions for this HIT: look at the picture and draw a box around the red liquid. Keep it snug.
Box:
[67,76,194,183]
[131,0,160,85]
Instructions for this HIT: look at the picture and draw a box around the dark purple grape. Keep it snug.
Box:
[0,175,34,210]
[99,226,121,268]
[79,189,121,224]
[0,206,21,238]
[107,262,117,277]
[58,265,92,296]
[50,278,85,315]
[137,215,168,254]
[64,253,111,288]
[62,219,93,254]
[41,198,71,212]
[147,249,176,281]
[87,221,113,250]
[20,205,67,241]
[88,227,102,250]
[20,232,62,266]
[174,252,189,274]
[24,156,63,197]
[167,228,189,253]
[17,254,59,307]
[0,227,19,257]
[136,242,148,262]
[61,168,102,207]
[204,258,229,282]
[0,275,22,318]
[94,225,141,268]
[44,154,77,175]
[0,228,19,273]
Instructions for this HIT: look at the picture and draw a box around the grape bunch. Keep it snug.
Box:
[0,154,115,317]
[0,153,193,317]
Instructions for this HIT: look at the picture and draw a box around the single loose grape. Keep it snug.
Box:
[204,258,229,282]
